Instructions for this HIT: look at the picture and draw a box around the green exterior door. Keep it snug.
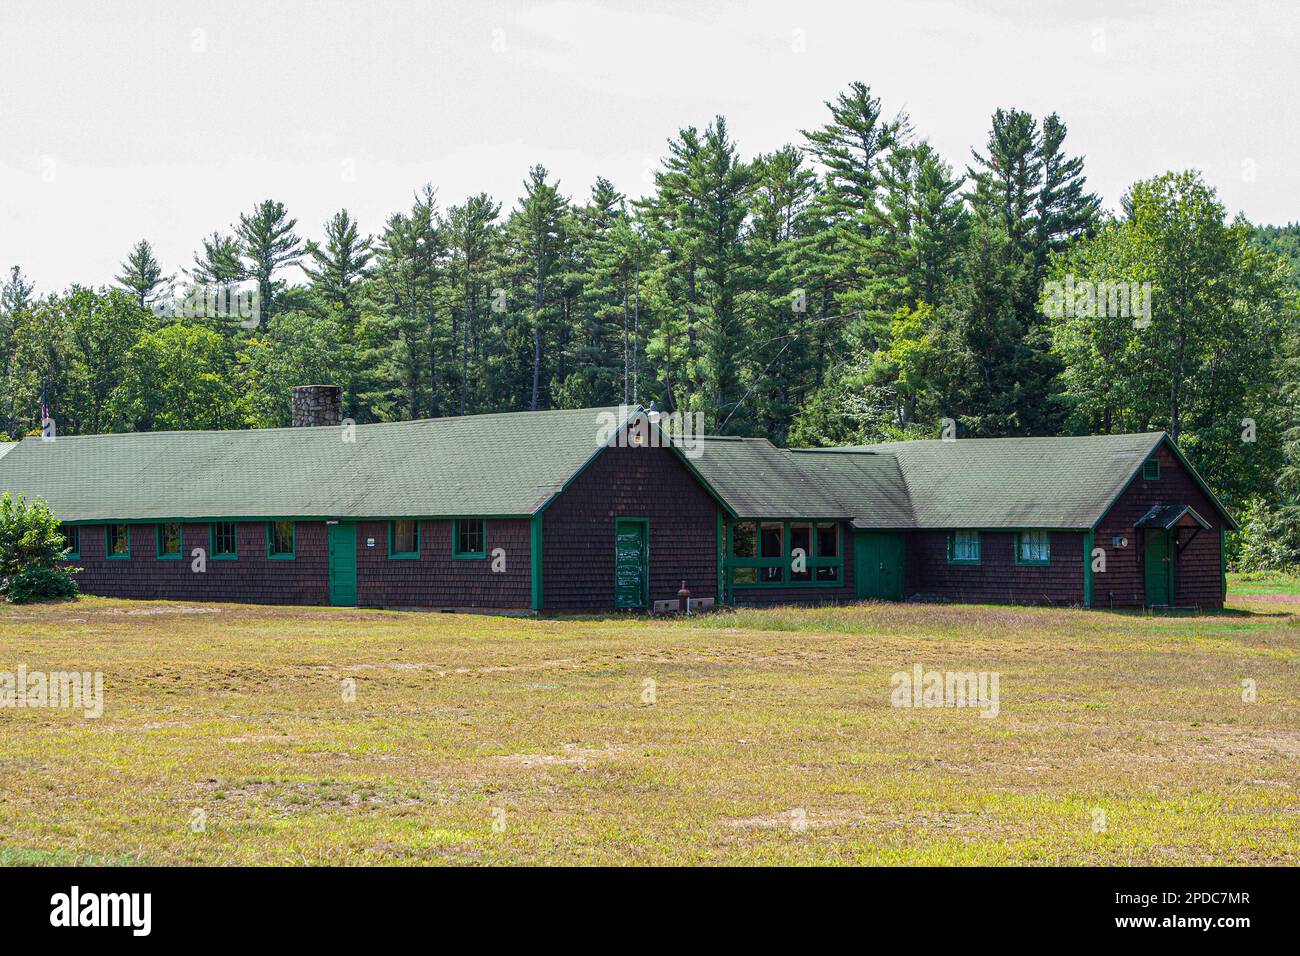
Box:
[855,531,904,600]
[328,522,358,606]
[1144,529,1172,606]
[614,518,649,609]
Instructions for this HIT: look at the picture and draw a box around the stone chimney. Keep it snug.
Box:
[291,385,343,427]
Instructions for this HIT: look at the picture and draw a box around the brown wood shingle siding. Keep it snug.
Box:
[1092,444,1225,608]
[903,530,1085,605]
[355,519,531,608]
[541,442,718,611]
[69,519,533,609]
[74,521,331,605]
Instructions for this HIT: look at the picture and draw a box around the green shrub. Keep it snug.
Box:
[1232,497,1300,572]
[6,566,80,604]
[0,491,80,602]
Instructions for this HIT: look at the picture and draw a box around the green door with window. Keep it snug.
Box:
[614,518,649,609]
[1143,529,1173,606]
[328,522,358,606]
[854,531,904,600]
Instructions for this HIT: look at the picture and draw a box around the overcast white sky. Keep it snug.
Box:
[1,0,1295,293]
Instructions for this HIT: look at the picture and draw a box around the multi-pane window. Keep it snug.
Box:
[815,522,839,581]
[268,521,294,558]
[453,519,486,557]
[731,522,759,583]
[728,520,843,588]
[390,520,419,558]
[106,524,130,559]
[211,522,238,559]
[789,523,812,582]
[157,522,182,559]
[1142,459,1160,481]
[60,524,80,558]
[732,522,757,558]
[1016,530,1050,565]
[759,522,784,582]
[948,530,980,564]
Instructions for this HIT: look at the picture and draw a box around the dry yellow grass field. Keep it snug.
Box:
[0,580,1296,865]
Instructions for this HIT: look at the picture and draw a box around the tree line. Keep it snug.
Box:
[1,81,1296,552]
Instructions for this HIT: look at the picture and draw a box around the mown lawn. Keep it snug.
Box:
[0,583,1296,865]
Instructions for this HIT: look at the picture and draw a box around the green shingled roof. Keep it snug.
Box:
[682,430,1231,531]
[684,437,847,518]
[785,449,915,528]
[850,433,1168,529]
[0,406,625,522]
[0,442,14,461]
[0,405,1233,533]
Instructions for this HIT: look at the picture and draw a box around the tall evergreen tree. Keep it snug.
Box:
[508,165,568,410]
[644,117,756,426]
[1,266,34,316]
[304,210,374,316]
[801,82,910,346]
[235,199,304,327]
[115,239,170,308]
[446,194,502,414]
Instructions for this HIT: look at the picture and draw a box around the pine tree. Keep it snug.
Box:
[235,199,304,328]
[115,239,170,308]
[558,178,633,407]
[746,145,820,440]
[643,118,756,426]
[508,165,569,410]
[446,194,502,414]
[801,82,910,347]
[1034,113,1102,271]
[304,210,374,316]
[190,232,243,285]
[1,266,34,316]
[967,108,1042,249]
[366,187,446,420]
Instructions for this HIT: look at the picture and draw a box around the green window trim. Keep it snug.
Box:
[210,521,238,560]
[156,522,183,560]
[105,524,131,560]
[388,519,420,559]
[1014,530,1051,566]
[452,518,487,559]
[947,530,981,565]
[60,524,80,560]
[1142,459,1160,481]
[267,520,296,559]
[725,519,844,589]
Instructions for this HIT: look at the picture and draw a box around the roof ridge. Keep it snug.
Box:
[10,404,626,443]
